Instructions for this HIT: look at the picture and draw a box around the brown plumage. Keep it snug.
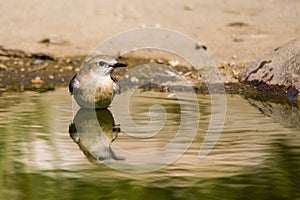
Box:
[69,55,126,109]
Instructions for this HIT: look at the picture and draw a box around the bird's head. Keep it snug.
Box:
[81,55,127,77]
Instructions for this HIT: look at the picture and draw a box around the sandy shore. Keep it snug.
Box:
[0,0,299,65]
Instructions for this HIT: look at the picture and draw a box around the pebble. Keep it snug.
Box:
[0,56,9,61]
[19,61,24,65]
[227,22,249,27]
[231,68,240,78]
[168,93,175,98]
[195,44,207,50]
[130,76,139,83]
[168,60,179,67]
[64,65,73,71]
[184,71,192,76]
[184,4,193,11]
[229,61,236,67]
[32,59,44,65]
[39,38,65,45]
[31,76,43,84]
[232,37,244,42]
[156,58,164,64]
[0,64,8,70]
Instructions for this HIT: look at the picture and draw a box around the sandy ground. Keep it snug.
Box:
[0,0,299,65]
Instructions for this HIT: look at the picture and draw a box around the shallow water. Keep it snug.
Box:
[0,88,300,199]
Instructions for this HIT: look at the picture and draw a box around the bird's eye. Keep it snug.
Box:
[98,156,105,161]
[97,61,106,67]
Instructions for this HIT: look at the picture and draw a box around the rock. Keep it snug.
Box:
[240,37,300,100]
[0,64,8,70]
[31,76,43,84]
[0,56,9,61]
[231,68,240,79]
[32,59,44,65]
[195,44,207,50]
[130,76,139,83]
[227,22,249,28]
[168,60,179,67]
[64,65,73,71]
[245,96,300,129]
[184,4,193,11]
[39,38,66,45]
[232,37,244,42]
[156,58,165,64]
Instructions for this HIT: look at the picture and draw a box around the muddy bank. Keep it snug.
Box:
[0,46,298,106]
[0,46,245,94]
[0,47,84,92]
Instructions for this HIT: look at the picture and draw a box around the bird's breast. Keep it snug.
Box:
[75,75,114,108]
[94,78,114,101]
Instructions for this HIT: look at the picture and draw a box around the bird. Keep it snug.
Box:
[69,55,127,109]
[69,108,124,162]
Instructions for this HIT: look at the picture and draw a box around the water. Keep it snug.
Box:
[0,88,299,199]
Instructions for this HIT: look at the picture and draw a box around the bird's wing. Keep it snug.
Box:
[113,82,120,96]
[69,74,77,95]
[111,76,121,96]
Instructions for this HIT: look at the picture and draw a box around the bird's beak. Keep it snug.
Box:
[112,62,127,68]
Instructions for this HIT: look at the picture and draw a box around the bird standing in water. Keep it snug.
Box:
[69,55,127,109]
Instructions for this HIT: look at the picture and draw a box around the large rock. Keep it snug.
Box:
[240,37,300,100]
[244,96,300,129]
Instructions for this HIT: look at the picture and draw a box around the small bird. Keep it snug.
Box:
[69,108,124,162]
[69,55,127,109]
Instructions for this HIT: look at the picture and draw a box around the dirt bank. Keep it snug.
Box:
[0,46,245,93]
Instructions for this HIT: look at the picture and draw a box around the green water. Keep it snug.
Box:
[0,88,299,200]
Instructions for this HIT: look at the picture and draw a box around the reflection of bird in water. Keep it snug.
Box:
[69,108,124,162]
[69,55,127,109]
